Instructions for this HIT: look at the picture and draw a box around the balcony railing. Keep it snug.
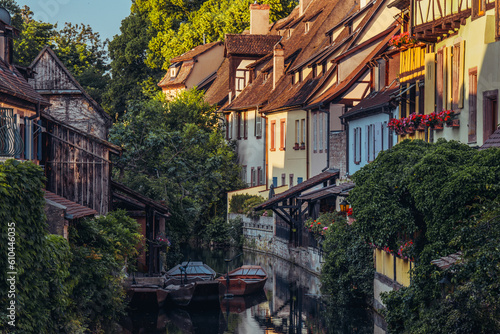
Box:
[0,108,23,158]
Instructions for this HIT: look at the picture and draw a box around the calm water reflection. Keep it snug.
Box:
[120,247,380,334]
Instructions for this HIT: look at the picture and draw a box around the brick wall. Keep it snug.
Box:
[329,131,347,178]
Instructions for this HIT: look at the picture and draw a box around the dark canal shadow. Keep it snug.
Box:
[119,246,380,333]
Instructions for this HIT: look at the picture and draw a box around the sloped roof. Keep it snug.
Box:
[170,41,223,63]
[0,57,49,106]
[111,181,170,215]
[298,181,355,201]
[225,34,282,56]
[341,80,399,119]
[204,58,230,107]
[30,47,111,122]
[158,61,194,88]
[305,25,399,108]
[45,190,97,219]
[431,252,462,270]
[228,0,356,113]
[255,169,339,210]
[480,128,500,150]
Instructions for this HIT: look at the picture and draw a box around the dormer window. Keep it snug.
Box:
[287,29,292,39]
[305,22,310,34]
[170,66,178,78]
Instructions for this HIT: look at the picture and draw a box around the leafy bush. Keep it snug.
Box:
[229,194,255,213]
[228,216,244,247]
[320,215,374,307]
[242,196,272,219]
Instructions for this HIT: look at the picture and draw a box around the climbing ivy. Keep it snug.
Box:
[0,160,142,332]
[347,140,500,333]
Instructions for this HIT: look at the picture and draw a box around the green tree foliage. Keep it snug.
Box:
[348,140,500,333]
[109,89,244,242]
[104,9,163,117]
[131,0,298,70]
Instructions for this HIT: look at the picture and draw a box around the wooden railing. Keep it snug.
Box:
[374,248,412,287]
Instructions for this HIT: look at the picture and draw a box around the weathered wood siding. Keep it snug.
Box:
[44,119,111,215]
[29,50,109,140]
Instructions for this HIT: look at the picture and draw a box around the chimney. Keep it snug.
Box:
[273,43,284,90]
[250,3,270,35]
[0,7,13,64]
[299,0,313,16]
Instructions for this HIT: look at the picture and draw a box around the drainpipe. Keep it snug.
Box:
[319,104,330,172]
[263,110,269,190]
[27,101,40,120]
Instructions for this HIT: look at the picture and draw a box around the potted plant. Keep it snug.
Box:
[293,142,300,150]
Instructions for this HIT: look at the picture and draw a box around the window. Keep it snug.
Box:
[289,174,294,187]
[255,110,262,138]
[244,112,248,139]
[280,119,286,150]
[297,177,303,184]
[437,48,444,112]
[257,167,263,185]
[242,166,247,184]
[251,168,257,187]
[295,120,300,146]
[237,112,242,139]
[319,112,324,152]
[354,127,362,164]
[483,90,498,143]
[366,125,372,162]
[452,41,465,110]
[270,120,276,151]
[170,67,178,78]
[472,0,485,19]
[226,114,232,140]
[305,22,310,33]
[272,177,278,187]
[281,173,286,186]
[301,119,306,147]
[313,113,317,152]
[468,68,478,143]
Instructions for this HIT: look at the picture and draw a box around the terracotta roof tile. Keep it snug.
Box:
[341,81,399,118]
[255,169,339,210]
[204,58,230,107]
[298,181,355,200]
[45,190,98,219]
[158,61,194,88]
[170,41,223,63]
[225,34,282,56]
[480,128,500,150]
[0,58,49,106]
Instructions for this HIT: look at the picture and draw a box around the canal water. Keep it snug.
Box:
[120,247,380,334]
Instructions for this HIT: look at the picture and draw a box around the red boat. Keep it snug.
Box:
[217,265,267,296]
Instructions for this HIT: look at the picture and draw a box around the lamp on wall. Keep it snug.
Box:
[339,199,350,213]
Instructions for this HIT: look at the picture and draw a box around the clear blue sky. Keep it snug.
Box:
[19,0,132,42]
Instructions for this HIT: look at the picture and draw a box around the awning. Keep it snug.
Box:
[298,182,355,201]
[45,190,97,219]
[254,169,339,210]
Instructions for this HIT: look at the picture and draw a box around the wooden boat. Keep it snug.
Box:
[165,280,224,307]
[217,265,267,296]
[127,284,169,308]
[165,261,216,285]
[164,261,223,307]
